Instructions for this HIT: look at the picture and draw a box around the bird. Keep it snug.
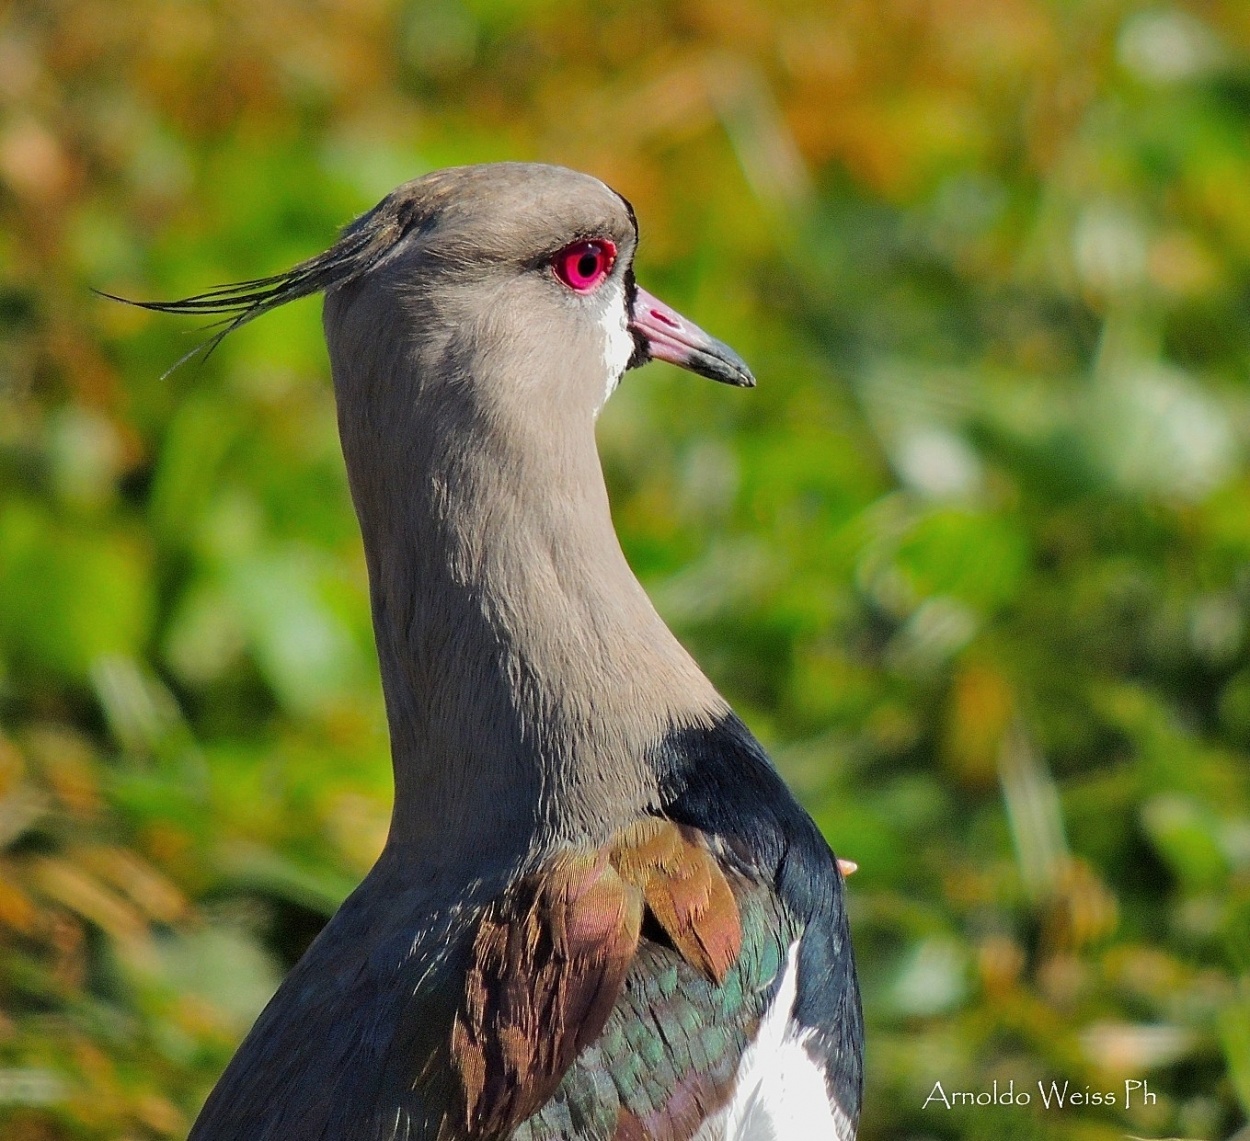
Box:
[126,162,862,1141]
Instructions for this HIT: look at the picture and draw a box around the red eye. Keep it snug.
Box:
[553,239,616,292]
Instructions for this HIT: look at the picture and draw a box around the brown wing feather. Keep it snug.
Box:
[609,819,742,984]
[450,850,643,1138]
[448,821,744,1138]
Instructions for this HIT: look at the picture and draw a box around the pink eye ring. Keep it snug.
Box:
[552,239,616,292]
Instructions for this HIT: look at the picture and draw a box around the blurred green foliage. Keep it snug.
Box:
[2,1,1249,1138]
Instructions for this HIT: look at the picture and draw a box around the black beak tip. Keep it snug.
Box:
[689,341,756,389]
[725,369,756,389]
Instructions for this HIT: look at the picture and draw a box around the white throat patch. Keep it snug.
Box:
[597,277,634,414]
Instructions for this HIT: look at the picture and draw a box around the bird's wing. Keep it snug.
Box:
[424,818,753,1140]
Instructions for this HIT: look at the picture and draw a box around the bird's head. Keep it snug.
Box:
[115,162,753,429]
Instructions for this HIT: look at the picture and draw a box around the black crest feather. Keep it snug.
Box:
[98,191,427,375]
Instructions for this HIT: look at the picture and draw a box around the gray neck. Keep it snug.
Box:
[326,282,726,872]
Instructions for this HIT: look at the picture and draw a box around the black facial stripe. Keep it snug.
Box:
[626,333,651,371]
[614,190,647,368]
[623,264,652,370]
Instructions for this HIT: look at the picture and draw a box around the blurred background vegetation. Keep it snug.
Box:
[1,0,1249,1138]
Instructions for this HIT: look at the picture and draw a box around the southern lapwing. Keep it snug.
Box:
[127,162,862,1140]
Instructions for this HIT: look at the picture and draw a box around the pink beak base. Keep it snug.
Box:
[628,286,755,388]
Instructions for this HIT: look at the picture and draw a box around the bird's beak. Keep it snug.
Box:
[628,286,755,388]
